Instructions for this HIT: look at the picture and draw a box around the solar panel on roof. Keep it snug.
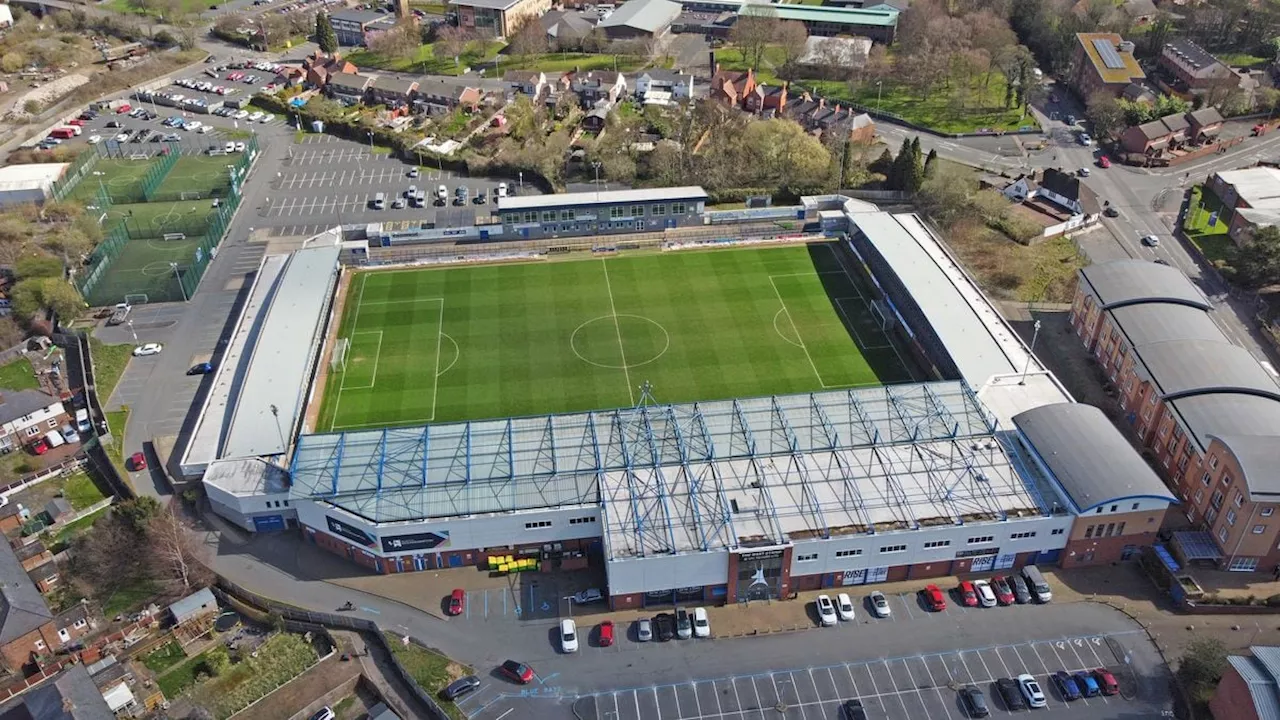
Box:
[1092,38,1125,69]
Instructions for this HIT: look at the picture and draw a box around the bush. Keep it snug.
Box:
[1266,594,1280,607]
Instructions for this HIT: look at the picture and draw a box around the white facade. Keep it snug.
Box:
[0,400,65,451]
[606,550,730,595]
[204,480,295,532]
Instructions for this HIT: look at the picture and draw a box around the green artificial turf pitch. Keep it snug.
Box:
[317,243,914,431]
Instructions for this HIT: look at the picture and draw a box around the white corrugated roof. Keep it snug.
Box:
[1217,167,1280,206]
[498,185,707,212]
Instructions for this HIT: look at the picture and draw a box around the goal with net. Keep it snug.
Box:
[162,233,187,242]
[180,191,202,201]
[331,338,349,373]
[128,153,149,161]
[869,299,897,332]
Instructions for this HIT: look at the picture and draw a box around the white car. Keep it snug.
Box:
[497,182,508,199]
[868,591,891,618]
[114,133,129,143]
[247,111,263,122]
[198,125,212,134]
[233,110,249,120]
[184,121,202,131]
[234,142,246,153]
[87,135,101,145]
[836,593,855,621]
[1141,234,1161,247]
[692,607,710,638]
[1018,674,1047,708]
[973,580,998,608]
[132,343,163,357]
[224,141,236,153]
[560,618,578,653]
[259,113,274,124]
[816,594,837,626]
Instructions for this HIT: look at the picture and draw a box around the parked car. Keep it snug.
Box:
[129,451,147,470]
[973,580,998,608]
[60,425,79,444]
[573,588,603,604]
[441,675,480,701]
[1053,671,1081,701]
[1099,155,1112,168]
[1077,167,1090,177]
[836,593,855,621]
[560,618,578,653]
[996,678,1026,711]
[868,591,891,618]
[408,167,420,178]
[841,699,868,720]
[816,594,838,626]
[598,620,614,646]
[692,607,710,638]
[1018,674,1047,708]
[499,659,534,684]
[958,581,979,608]
[922,584,946,612]
[1078,132,1092,145]
[187,362,215,375]
[133,343,163,356]
[1073,671,1100,697]
[959,685,990,717]
[991,576,1015,605]
[446,588,464,616]
[1010,574,1032,604]
[636,617,652,642]
[675,608,692,639]
[30,438,48,455]
[654,612,676,641]
[308,708,335,720]
[1094,668,1120,696]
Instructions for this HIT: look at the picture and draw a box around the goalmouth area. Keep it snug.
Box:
[314,242,919,432]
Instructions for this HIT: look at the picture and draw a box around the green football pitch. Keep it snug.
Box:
[316,243,915,431]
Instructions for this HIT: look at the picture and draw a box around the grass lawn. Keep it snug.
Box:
[802,76,1037,134]
[0,357,39,392]
[104,0,216,15]
[709,46,787,86]
[384,633,471,720]
[187,633,320,717]
[944,222,1087,303]
[63,471,108,510]
[408,0,446,12]
[498,52,667,74]
[51,506,109,548]
[67,158,152,205]
[143,640,188,674]
[316,243,913,430]
[1184,185,1234,265]
[347,41,504,75]
[101,577,159,618]
[90,338,134,405]
[1218,52,1269,68]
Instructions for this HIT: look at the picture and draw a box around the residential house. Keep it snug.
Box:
[572,71,626,107]
[368,76,419,108]
[28,559,58,594]
[1000,173,1038,202]
[168,587,217,626]
[1187,106,1225,143]
[0,389,71,455]
[1211,645,1280,720]
[1208,167,1280,242]
[783,95,874,142]
[583,105,610,132]
[1122,81,1159,105]
[1158,38,1234,94]
[708,65,756,109]
[1120,113,1190,155]
[415,79,483,115]
[449,0,553,37]
[326,73,373,105]
[796,36,871,78]
[633,69,694,105]
[599,0,682,39]
[328,9,394,46]
[0,537,60,672]
[540,9,596,47]
[302,51,358,89]
[504,70,547,101]
[1037,167,1102,221]
[0,664,115,719]
[13,540,51,573]
[842,112,876,144]
[0,502,21,534]
[1120,0,1158,23]
[745,84,787,115]
[1068,33,1146,99]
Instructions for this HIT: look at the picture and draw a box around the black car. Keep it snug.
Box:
[996,678,1026,711]
[842,699,868,720]
[106,120,121,128]
[653,612,676,642]
[1010,574,1032,604]
[959,685,990,717]
[441,674,480,701]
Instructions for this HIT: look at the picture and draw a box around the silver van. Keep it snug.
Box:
[1021,565,1052,603]
[371,192,385,210]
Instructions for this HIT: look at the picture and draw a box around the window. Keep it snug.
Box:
[542,210,556,222]
[1147,392,1157,405]
[283,500,289,507]
[966,536,994,545]
[671,202,686,214]
[879,544,907,554]
[1218,526,1229,543]
[1254,525,1267,535]
[1110,504,1118,513]
[1211,490,1224,510]
[1159,423,1169,437]
[265,501,272,508]
[1051,528,1064,536]
[1010,531,1037,540]
[1131,503,1140,511]
[1264,507,1275,518]
[610,206,624,219]
[1210,455,1219,469]
[1115,522,1125,535]
[796,553,818,562]
[1227,510,1237,526]
[72,619,86,628]
[569,516,596,525]
[24,427,37,437]
[1195,489,1204,505]
[835,549,862,558]
[1230,557,1259,572]
[1202,472,1212,487]
[560,209,576,221]
[1223,474,1233,487]
[652,204,666,216]
[631,205,644,217]
[1207,507,1218,524]
[1096,507,1104,514]
[1105,523,1116,537]
[922,540,951,549]
[1179,453,1190,471]
[1084,525,1094,539]
[524,520,552,530]
[33,640,43,650]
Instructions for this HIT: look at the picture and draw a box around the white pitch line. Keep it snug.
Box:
[429,297,444,423]
[601,259,635,406]
[769,275,827,389]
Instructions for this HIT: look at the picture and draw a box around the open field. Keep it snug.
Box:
[803,76,1036,135]
[316,243,914,431]
[0,357,39,392]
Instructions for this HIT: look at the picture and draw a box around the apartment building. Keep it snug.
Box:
[1071,260,1280,572]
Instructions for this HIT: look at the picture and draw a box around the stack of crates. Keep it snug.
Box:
[487,555,540,574]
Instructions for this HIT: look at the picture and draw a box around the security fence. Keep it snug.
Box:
[47,150,101,204]
[140,146,178,201]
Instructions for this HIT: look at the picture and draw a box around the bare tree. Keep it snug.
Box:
[68,518,150,606]
[434,25,472,68]
[729,5,776,71]
[148,503,213,595]
[507,18,547,64]
[775,21,810,80]
[367,20,420,63]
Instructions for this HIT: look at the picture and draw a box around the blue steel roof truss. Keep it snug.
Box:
[772,396,830,539]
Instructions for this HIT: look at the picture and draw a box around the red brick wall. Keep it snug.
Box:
[610,592,643,610]
[0,623,58,673]
[1209,665,1262,720]
[906,561,950,580]
[792,573,823,592]
[885,564,909,583]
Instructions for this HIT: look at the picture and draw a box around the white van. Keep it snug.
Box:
[43,430,65,449]
[75,409,91,434]
[1021,565,1052,603]
[371,192,386,210]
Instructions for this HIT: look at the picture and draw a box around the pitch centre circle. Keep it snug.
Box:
[570,314,670,369]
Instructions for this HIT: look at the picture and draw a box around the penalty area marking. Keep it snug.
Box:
[769,274,829,389]
[340,330,383,390]
[437,333,460,377]
[772,308,803,349]
[834,297,892,351]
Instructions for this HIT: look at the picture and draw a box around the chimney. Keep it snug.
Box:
[711,50,718,76]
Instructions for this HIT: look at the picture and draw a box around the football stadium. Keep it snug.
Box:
[184,188,1176,609]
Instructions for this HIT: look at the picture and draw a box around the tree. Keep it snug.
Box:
[367,20,420,64]
[917,161,978,226]
[924,148,938,177]
[116,496,161,532]
[729,5,777,72]
[1177,636,1229,709]
[1085,92,1125,139]
[0,317,24,349]
[871,147,893,177]
[315,11,338,53]
[68,514,152,609]
[148,502,212,594]
[434,25,472,68]
[887,137,913,190]
[775,21,810,79]
[1230,225,1280,289]
[16,254,62,280]
[508,18,547,64]
[38,278,85,322]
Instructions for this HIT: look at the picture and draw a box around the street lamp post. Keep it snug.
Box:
[269,403,285,450]
[518,171,523,191]
[875,80,883,114]
[1019,319,1042,385]
[170,262,187,302]
[125,320,137,343]
[592,162,602,199]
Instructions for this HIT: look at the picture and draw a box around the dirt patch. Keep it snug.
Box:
[942,219,1087,303]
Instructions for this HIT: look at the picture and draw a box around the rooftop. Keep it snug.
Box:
[203,456,291,496]
[223,241,341,459]
[1077,259,1211,311]
[1227,646,1280,720]
[1108,303,1225,348]
[1216,167,1280,207]
[765,4,899,26]
[0,163,67,193]
[0,664,115,720]
[1014,403,1175,513]
[329,8,388,23]
[0,388,61,427]
[498,186,707,212]
[0,534,53,644]
[1139,338,1280,402]
[371,75,418,95]
[328,72,372,90]
[1163,37,1222,72]
[1212,435,1280,500]
[599,0,682,32]
[446,0,524,9]
[168,587,216,621]
[1077,32,1145,85]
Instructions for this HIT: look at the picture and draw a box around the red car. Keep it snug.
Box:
[115,104,131,114]
[129,451,147,470]
[958,581,979,608]
[992,576,1016,605]
[922,584,946,612]
[30,438,48,455]
[1094,668,1119,696]
[500,659,534,684]
[68,118,85,126]
[446,589,465,616]
[1098,155,1111,169]
[598,620,614,647]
